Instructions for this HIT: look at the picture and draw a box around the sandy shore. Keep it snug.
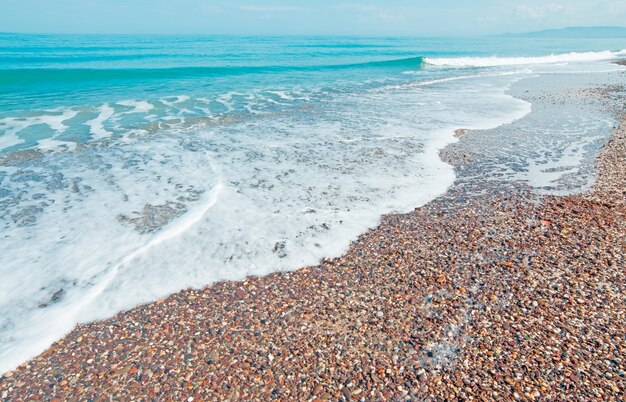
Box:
[1,80,625,400]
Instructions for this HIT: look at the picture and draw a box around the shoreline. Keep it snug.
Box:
[1,76,625,399]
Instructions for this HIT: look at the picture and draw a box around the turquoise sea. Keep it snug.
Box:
[0,33,625,372]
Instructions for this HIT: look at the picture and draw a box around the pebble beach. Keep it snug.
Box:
[1,75,625,401]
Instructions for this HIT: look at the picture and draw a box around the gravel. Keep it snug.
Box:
[1,81,625,401]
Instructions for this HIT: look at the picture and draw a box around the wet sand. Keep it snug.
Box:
[1,82,625,400]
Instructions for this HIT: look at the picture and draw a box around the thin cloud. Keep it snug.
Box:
[590,0,626,16]
[514,4,569,20]
[335,3,405,23]
[236,6,305,13]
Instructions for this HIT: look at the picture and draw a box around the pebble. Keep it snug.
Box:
[1,75,625,402]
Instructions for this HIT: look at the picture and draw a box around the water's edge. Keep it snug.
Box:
[3,63,624,375]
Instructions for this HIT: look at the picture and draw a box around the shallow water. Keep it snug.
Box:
[0,34,625,373]
[445,70,624,197]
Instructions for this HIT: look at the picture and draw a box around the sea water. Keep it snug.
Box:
[0,34,624,373]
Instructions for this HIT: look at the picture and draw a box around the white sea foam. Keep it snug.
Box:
[424,49,626,67]
[43,109,79,131]
[390,70,534,90]
[267,90,293,100]
[36,139,78,151]
[0,132,23,150]
[86,104,115,139]
[0,134,222,372]
[160,95,191,107]
[506,109,614,194]
[214,92,247,113]
[117,100,155,114]
[0,109,78,151]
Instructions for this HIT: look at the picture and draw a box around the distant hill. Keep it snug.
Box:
[501,26,626,38]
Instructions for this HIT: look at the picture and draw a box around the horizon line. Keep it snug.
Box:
[2,25,625,38]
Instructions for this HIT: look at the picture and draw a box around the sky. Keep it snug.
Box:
[0,0,625,36]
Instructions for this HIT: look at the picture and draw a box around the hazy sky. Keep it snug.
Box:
[1,0,625,36]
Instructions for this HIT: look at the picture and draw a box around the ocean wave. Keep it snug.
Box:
[424,49,626,67]
[343,56,424,69]
[0,57,426,86]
